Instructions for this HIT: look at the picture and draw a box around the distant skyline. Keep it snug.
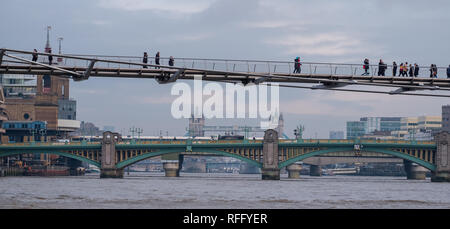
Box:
[1,0,450,138]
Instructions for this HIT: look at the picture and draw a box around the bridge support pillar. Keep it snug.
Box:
[162,154,183,177]
[287,163,302,179]
[432,132,450,182]
[100,131,123,178]
[309,165,322,176]
[261,129,280,180]
[404,160,427,180]
[163,161,180,177]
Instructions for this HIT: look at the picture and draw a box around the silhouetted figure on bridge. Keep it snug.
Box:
[155,52,160,69]
[169,56,174,66]
[432,64,438,78]
[414,63,419,77]
[430,64,438,78]
[362,58,369,76]
[378,59,386,76]
[48,49,53,65]
[143,52,148,68]
[447,65,450,78]
[293,57,301,73]
[392,61,397,76]
[31,49,38,64]
[409,64,414,77]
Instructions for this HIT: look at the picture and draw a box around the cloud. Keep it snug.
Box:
[133,96,175,105]
[264,33,382,56]
[242,20,307,30]
[92,20,110,26]
[97,0,216,14]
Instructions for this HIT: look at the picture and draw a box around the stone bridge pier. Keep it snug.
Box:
[262,129,280,180]
[287,162,302,179]
[432,132,450,182]
[162,153,184,177]
[403,160,427,180]
[309,165,322,176]
[100,131,123,178]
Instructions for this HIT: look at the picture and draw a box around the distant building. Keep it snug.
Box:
[329,131,344,139]
[72,121,103,136]
[188,115,205,137]
[347,117,402,139]
[400,116,441,133]
[346,121,366,139]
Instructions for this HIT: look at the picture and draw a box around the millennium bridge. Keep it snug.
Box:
[1,130,449,182]
[2,48,450,97]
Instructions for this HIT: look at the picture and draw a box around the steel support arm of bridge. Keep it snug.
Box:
[100,131,123,178]
[261,129,280,180]
[432,131,450,182]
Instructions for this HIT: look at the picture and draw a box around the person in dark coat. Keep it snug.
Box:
[433,64,438,78]
[32,49,38,64]
[409,64,414,77]
[392,61,397,76]
[378,59,383,76]
[143,52,148,68]
[155,51,160,69]
[169,56,174,66]
[48,49,53,65]
[362,58,369,75]
[293,57,301,73]
[430,64,434,78]
[414,63,419,77]
[447,65,450,78]
[377,59,387,76]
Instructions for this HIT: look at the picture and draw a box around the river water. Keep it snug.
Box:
[1,173,449,209]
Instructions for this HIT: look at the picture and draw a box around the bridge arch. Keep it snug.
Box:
[279,147,436,171]
[115,148,262,169]
[0,150,101,168]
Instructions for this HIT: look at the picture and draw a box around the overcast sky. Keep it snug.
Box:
[1,0,450,138]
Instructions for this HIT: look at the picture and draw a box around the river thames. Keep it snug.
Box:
[1,173,449,209]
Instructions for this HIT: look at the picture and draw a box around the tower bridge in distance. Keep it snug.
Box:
[1,129,450,182]
[2,48,450,97]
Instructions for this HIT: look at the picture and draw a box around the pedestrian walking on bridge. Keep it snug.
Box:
[392,61,397,76]
[169,56,174,66]
[31,49,38,64]
[48,49,53,65]
[155,51,160,69]
[143,52,148,68]
[293,57,301,74]
[447,65,450,78]
[362,58,369,76]
[378,59,386,76]
[414,63,419,77]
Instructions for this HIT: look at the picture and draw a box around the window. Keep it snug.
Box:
[23,113,30,120]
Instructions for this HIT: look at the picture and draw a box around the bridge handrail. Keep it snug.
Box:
[2,48,449,77]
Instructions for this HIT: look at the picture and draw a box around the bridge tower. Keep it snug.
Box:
[432,131,450,182]
[100,131,123,178]
[261,129,280,180]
